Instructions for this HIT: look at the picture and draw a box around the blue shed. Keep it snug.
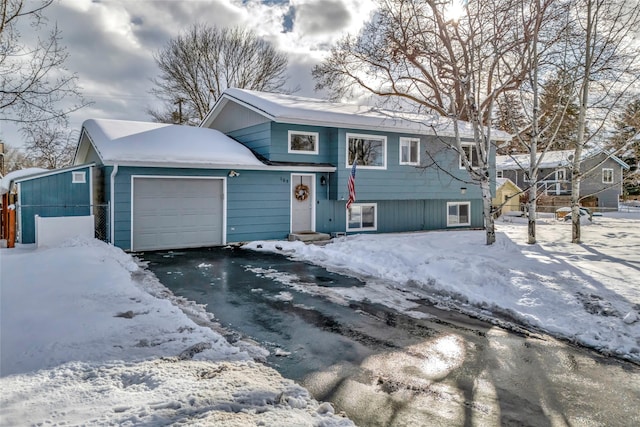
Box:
[13,164,96,244]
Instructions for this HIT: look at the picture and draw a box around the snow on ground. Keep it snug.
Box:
[0,238,353,426]
[245,211,640,364]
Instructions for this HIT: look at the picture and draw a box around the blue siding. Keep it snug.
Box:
[333,131,484,201]
[227,121,493,204]
[19,166,92,243]
[269,123,337,164]
[111,167,296,250]
[317,199,483,234]
[228,123,272,159]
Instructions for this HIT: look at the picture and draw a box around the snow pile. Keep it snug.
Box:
[0,237,353,426]
[245,215,640,363]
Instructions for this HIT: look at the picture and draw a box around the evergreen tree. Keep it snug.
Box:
[538,71,580,151]
[609,98,640,195]
[494,92,530,155]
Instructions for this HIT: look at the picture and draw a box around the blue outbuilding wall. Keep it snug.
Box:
[17,165,93,243]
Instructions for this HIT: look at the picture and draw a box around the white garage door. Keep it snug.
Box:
[132,177,224,251]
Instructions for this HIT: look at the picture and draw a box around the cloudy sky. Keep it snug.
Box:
[1,0,378,149]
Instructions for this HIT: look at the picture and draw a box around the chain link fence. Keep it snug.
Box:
[17,203,110,243]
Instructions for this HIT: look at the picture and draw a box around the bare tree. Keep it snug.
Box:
[0,142,36,173]
[313,0,555,245]
[149,24,290,125]
[21,120,76,169]
[1,0,86,124]
[567,0,640,243]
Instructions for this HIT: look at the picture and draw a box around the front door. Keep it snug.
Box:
[291,174,314,233]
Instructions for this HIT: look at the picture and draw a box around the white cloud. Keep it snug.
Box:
[0,0,379,150]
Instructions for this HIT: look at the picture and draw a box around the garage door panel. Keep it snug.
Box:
[133,178,224,251]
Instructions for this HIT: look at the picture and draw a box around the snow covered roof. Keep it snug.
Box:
[0,168,48,195]
[204,88,511,140]
[78,119,267,169]
[496,149,629,171]
[495,177,521,191]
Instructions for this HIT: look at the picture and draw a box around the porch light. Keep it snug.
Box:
[460,187,467,195]
[228,170,240,177]
[320,175,327,186]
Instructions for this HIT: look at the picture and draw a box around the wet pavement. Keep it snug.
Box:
[141,246,640,427]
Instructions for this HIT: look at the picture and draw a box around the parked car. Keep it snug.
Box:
[556,206,603,221]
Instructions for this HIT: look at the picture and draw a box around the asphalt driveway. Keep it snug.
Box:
[141,246,640,427]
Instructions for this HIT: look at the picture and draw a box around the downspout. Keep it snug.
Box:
[110,164,118,245]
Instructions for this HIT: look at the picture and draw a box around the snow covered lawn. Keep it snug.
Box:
[246,212,640,364]
[0,239,353,426]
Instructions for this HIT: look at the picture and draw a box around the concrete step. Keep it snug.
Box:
[288,232,331,243]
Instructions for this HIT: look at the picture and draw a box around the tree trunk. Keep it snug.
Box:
[481,179,496,245]
[572,0,594,244]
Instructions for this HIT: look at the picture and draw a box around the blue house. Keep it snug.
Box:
[69,89,504,251]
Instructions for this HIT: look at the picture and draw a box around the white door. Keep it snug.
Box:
[132,177,224,251]
[291,174,314,233]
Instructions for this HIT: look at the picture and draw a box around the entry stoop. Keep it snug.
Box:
[288,231,331,243]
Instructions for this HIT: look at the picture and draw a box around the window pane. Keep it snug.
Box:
[459,204,469,224]
[362,206,375,228]
[448,205,459,224]
[410,141,418,163]
[291,134,316,151]
[349,137,384,166]
[471,146,479,167]
[401,145,409,163]
[348,206,362,229]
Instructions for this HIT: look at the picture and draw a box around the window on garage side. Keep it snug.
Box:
[602,168,613,184]
[347,133,386,169]
[447,202,470,226]
[399,137,420,165]
[72,171,86,183]
[288,131,319,154]
[347,203,377,231]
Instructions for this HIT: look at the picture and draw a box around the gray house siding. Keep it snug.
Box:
[17,166,92,243]
[500,153,624,208]
[580,156,624,208]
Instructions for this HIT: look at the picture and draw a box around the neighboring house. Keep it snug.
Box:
[492,178,522,216]
[15,89,506,251]
[496,149,629,209]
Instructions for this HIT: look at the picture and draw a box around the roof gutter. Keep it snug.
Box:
[110,164,118,245]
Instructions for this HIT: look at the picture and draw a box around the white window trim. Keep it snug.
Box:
[72,171,86,183]
[446,201,471,227]
[459,144,479,169]
[346,203,378,231]
[556,168,566,181]
[496,170,503,179]
[288,130,319,154]
[399,137,420,166]
[602,168,614,184]
[346,133,387,170]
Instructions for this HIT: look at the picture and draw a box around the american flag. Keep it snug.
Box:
[346,159,357,210]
